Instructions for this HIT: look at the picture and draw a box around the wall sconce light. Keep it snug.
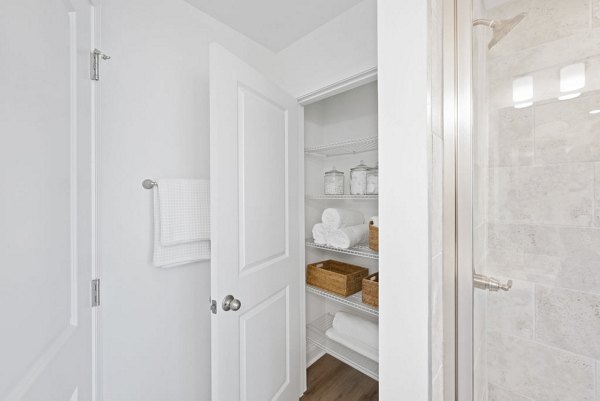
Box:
[513,75,533,108]
[559,62,585,100]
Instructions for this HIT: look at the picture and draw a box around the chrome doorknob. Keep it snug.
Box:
[222,295,242,311]
[473,274,512,292]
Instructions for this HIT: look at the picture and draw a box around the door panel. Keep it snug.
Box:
[240,288,289,401]
[210,43,300,401]
[238,86,288,272]
[0,0,96,399]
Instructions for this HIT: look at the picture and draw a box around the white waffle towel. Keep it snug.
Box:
[152,178,210,268]
[157,178,210,245]
[321,208,364,230]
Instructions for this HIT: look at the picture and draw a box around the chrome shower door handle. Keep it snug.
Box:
[473,273,512,292]
[222,295,242,311]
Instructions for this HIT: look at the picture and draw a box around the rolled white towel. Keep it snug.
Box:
[325,327,378,363]
[327,224,369,249]
[312,223,328,245]
[321,208,364,230]
[332,311,378,350]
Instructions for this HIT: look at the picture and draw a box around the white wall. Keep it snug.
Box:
[275,0,377,97]
[100,1,275,399]
[378,0,431,400]
[100,0,380,399]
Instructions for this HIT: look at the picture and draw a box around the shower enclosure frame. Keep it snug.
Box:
[441,0,474,399]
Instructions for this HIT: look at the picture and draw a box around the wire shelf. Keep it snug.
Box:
[305,194,378,200]
[306,285,378,317]
[304,136,378,157]
[305,239,379,260]
[306,313,379,381]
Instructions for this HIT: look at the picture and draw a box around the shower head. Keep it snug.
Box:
[473,12,527,49]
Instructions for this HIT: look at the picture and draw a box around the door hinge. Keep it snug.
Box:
[90,49,111,81]
[91,279,101,307]
[210,298,217,314]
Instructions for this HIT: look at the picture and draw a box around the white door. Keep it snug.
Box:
[210,44,301,401]
[0,0,98,400]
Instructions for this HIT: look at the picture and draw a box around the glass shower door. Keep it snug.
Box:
[470,0,600,400]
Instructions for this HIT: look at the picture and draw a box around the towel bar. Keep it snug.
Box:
[142,179,157,189]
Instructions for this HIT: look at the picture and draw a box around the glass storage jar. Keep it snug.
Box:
[366,164,378,195]
[324,167,344,195]
[350,160,369,195]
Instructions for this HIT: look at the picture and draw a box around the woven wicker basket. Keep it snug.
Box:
[362,272,379,307]
[306,260,369,297]
[369,221,379,252]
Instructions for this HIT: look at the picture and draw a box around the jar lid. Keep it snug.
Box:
[325,167,344,176]
[368,163,379,173]
[350,160,370,172]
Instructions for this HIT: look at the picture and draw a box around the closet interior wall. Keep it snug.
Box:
[303,81,379,370]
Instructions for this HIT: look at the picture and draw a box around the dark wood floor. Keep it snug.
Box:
[300,354,379,401]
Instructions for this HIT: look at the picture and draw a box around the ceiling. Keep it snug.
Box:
[185,0,365,52]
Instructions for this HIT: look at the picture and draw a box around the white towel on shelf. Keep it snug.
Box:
[157,178,210,245]
[325,327,379,363]
[312,223,329,245]
[332,311,379,350]
[152,179,210,268]
[321,208,364,230]
[326,224,369,249]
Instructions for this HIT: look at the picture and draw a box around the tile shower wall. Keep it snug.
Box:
[480,0,600,400]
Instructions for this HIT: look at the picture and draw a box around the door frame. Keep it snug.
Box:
[90,1,102,400]
[442,0,474,400]
[295,67,378,395]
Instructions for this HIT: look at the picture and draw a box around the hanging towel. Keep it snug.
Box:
[321,208,364,230]
[157,178,210,245]
[325,328,379,363]
[327,224,369,249]
[332,311,379,350]
[152,179,210,268]
[312,223,329,245]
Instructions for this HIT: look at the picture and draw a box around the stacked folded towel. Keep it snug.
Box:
[312,208,367,249]
[325,312,379,362]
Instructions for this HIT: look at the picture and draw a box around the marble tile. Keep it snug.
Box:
[486,224,600,294]
[487,280,533,339]
[535,285,600,359]
[431,135,443,256]
[431,253,444,373]
[593,0,600,28]
[489,107,534,167]
[489,30,600,84]
[488,164,594,226]
[487,0,590,60]
[487,332,595,401]
[597,361,600,401]
[534,94,600,164]
[488,383,534,401]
